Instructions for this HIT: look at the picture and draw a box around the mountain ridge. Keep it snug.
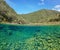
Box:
[21,9,60,23]
[0,0,60,25]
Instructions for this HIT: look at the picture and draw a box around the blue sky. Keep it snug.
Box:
[5,0,60,14]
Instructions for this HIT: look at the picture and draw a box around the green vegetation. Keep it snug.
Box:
[21,9,60,23]
[0,0,26,24]
[0,0,16,22]
[0,0,60,25]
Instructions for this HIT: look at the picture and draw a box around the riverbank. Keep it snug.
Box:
[0,22,60,26]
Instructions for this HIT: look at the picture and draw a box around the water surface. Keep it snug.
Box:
[0,24,60,50]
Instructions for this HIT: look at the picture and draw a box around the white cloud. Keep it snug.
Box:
[54,5,60,8]
[52,5,60,12]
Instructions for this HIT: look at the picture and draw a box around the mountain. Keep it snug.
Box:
[0,0,60,25]
[21,9,60,23]
[0,0,16,22]
[0,0,26,24]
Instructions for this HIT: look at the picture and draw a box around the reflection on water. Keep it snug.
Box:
[0,24,60,50]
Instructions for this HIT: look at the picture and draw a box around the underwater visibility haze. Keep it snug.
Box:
[0,24,60,50]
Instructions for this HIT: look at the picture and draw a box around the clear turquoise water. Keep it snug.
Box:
[0,24,60,50]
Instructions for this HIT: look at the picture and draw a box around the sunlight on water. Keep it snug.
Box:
[0,24,60,50]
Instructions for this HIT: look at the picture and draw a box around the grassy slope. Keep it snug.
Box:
[21,9,60,23]
[0,0,17,22]
[0,0,27,24]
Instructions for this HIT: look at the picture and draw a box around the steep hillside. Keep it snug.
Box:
[0,0,27,24]
[21,9,60,23]
[0,0,16,22]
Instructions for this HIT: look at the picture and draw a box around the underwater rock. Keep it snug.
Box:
[15,48,20,50]
[46,39,53,43]
[8,32,13,36]
[34,42,40,47]
[0,26,4,29]
[56,34,60,38]
[36,29,41,32]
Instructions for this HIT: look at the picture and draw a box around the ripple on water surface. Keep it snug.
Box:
[0,24,60,50]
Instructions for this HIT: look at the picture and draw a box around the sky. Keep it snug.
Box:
[5,0,60,14]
